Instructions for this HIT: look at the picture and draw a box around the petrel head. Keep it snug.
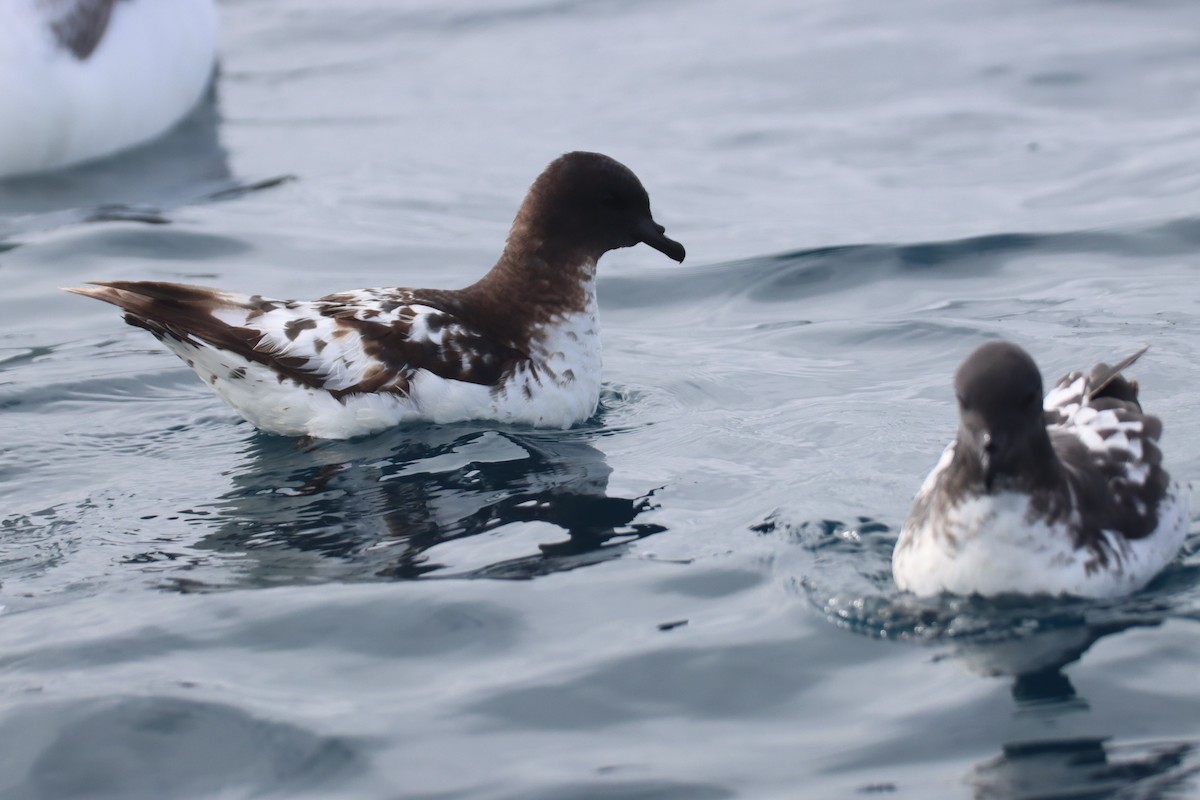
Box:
[514,151,686,264]
[953,340,1049,492]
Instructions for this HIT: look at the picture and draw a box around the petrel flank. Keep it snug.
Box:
[66,152,686,439]
[0,0,218,177]
[893,341,1190,598]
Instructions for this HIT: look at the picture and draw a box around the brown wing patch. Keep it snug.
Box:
[328,363,409,400]
[284,318,318,340]
[316,289,533,391]
[329,314,529,390]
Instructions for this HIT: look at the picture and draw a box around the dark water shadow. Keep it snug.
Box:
[0,83,289,244]
[967,737,1199,799]
[163,425,666,591]
[956,607,1200,798]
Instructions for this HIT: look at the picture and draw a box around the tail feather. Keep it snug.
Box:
[63,281,327,391]
[1087,346,1149,405]
[64,281,242,345]
[64,280,242,309]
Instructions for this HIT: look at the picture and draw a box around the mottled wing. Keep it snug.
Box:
[65,281,530,398]
[1045,351,1169,547]
[284,287,529,395]
[1042,371,1087,425]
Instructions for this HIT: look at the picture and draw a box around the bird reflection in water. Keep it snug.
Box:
[968,737,1195,799]
[0,83,288,240]
[947,596,1200,797]
[183,426,665,588]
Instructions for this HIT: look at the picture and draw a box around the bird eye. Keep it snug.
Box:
[601,192,623,209]
[1023,390,1039,408]
[956,392,968,408]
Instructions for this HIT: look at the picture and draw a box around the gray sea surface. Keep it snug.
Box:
[3,0,1200,797]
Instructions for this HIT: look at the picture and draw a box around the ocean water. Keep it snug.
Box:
[3,0,1200,797]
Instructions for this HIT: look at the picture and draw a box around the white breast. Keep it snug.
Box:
[0,0,218,177]
[895,490,1094,597]
[407,286,604,430]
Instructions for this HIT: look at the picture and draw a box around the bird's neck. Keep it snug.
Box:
[953,427,1066,496]
[472,233,599,315]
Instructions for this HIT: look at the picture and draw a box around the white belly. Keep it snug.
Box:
[893,487,1191,598]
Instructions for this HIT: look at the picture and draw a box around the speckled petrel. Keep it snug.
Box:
[66,152,686,438]
[893,341,1190,598]
[1,0,218,177]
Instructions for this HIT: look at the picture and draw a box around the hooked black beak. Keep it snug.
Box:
[980,432,1003,492]
[636,217,686,263]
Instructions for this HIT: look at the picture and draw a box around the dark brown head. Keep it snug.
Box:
[954,340,1054,492]
[507,151,685,265]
